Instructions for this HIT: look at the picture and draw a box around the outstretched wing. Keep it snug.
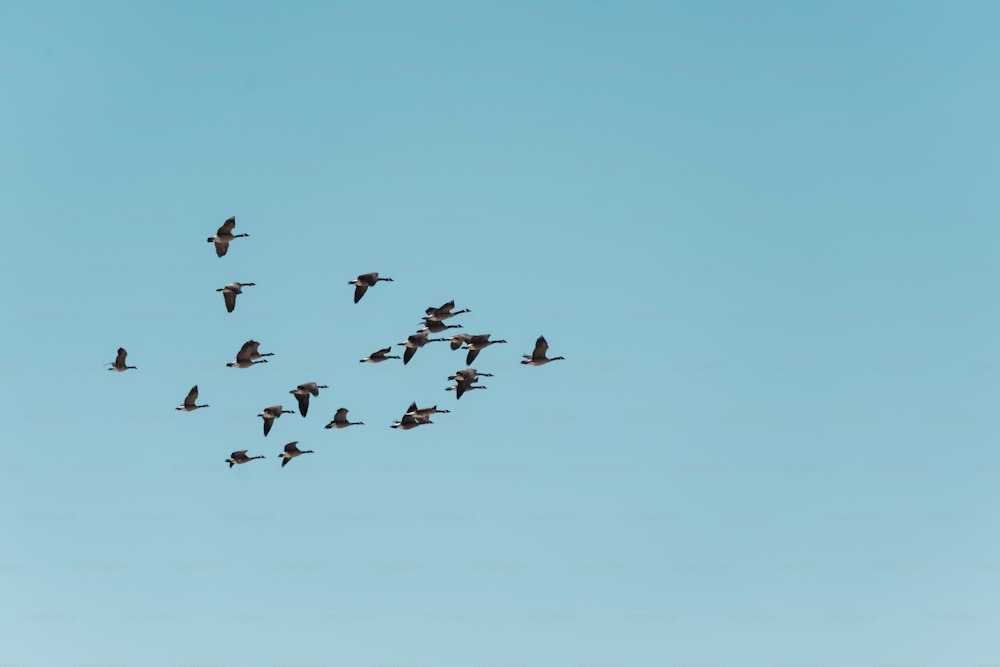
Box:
[353,283,368,303]
[295,392,310,417]
[218,217,236,235]
[533,336,548,360]
[223,289,236,312]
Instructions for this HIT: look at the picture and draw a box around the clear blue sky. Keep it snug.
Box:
[1,1,998,665]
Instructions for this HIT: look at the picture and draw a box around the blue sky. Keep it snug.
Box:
[1,1,998,665]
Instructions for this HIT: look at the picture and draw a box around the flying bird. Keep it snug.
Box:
[448,368,492,384]
[227,340,272,368]
[279,441,314,467]
[176,385,209,412]
[397,332,447,365]
[226,450,264,468]
[290,382,329,417]
[216,282,255,313]
[257,405,293,436]
[418,319,463,334]
[207,216,249,258]
[349,272,393,303]
[462,334,508,365]
[522,336,566,366]
[446,377,487,399]
[424,300,470,322]
[405,402,450,421]
[107,347,136,372]
[325,408,364,429]
[391,413,430,430]
[359,346,401,363]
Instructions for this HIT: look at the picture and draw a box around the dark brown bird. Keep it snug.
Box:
[258,405,293,436]
[424,300,470,321]
[359,347,401,363]
[176,385,209,412]
[397,332,447,365]
[107,347,136,372]
[226,450,264,468]
[349,272,393,303]
[207,216,248,257]
[462,334,508,365]
[279,441,314,467]
[290,382,329,417]
[325,408,364,429]
[521,336,566,366]
[227,340,272,368]
[216,282,255,313]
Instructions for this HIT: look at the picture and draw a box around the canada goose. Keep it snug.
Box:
[107,347,136,372]
[391,413,431,430]
[522,335,566,366]
[418,319,463,334]
[279,441,314,467]
[424,300,470,321]
[216,282,255,313]
[226,450,264,468]
[258,405,293,436]
[227,340,272,368]
[176,385,209,412]
[448,333,472,350]
[207,216,249,257]
[446,378,487,400]
[325,407,364,429]
[359,346,401,363]
[349,272,393,303]
[462,334,508,365]
[448,368,493,383]
[405,402,450,420]
[397,332,447,365]
[290,382,328,417]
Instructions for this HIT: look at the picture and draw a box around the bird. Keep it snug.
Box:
[462,334,508,365]
[107,347,136,372]
[359,346,401,363]
[290,382,328,417]
[207,216,249,258]
[227,340,272,368]
[418,319,463,334]
[448,368,492,384]
[258,405,294,436]
[216,282,255,313]
[226,450,264,468]
[448,333,472,350]
[176,385,209,412]
[349,272,393,303]
[325,408,364,429]
[405,402,450,421]
[397,332,447,365]
[424,300,470,321]
[391,413,430,430]
[522,335,565,366]
[446,378,487,399]
[279,441,314,467]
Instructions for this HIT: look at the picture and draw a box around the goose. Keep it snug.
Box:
[448,368,493,384]
[207,216,249,257]
[397,332,447,365]
[448,332,473,350]
[391,413,430,430]
[522,335,566,366]
[216,282,255,313]
[446,378,487,400]
[424,300,471,321]
[226,450,264,468]
[290,382,329,417]
[107,347,136,372]
[359,346,401,363]
[279,441,314,467]
[227,340,272,368]
[176,385,209,412]
[418,319,463,335]
[325,407,364,429]
[258,405,294,436]
[349,272,393,303]
[405,402,450,420]
[462,334,508,365]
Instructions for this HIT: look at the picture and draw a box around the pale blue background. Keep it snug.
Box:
[1,1,998,665]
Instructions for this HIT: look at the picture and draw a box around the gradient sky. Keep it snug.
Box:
[1,1,998,666]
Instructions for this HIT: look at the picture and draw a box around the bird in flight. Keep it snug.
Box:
[207,216,249,258]
[349,272,393,303]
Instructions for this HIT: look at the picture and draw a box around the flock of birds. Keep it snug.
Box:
[106,217,565,469]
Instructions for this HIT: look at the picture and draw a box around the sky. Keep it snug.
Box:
[1,1,998,665]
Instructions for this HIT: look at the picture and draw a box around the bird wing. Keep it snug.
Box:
[299,382,319,396]
[223,289,236,313]
[533,336,548,359]
[115,348,128,367]
[403,346,416,365]
[262,416,274,436]
[218,217,236,235]
[184,386,198,406]
[295,392,310,417]
[236,340,254,361]
[214,240,229,257]
[466,348,480,365]
[353,284,368,303]
[334,408,349,422]
[284,442,300,453]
